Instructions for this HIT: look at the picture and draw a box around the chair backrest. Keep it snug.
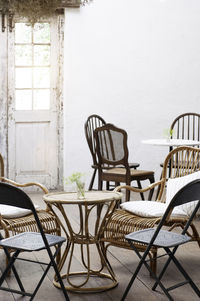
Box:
[158,146,200,200]
[84,114,106,166]
[0,182,45,236]
[170,112,200,141]
[94,123,129,168]
[138,179,200,251]
[157,179,200,236]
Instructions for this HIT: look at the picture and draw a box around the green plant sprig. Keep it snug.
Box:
[163,128,174,139]
[65,172,85,198]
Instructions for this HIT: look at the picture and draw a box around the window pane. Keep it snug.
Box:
[15,45,32,66]
[16,68,32,88]
[34,45,50,66]
[33,68,50,88]
[15,90,32,110]
[15,23,32,43]
[33,23,50,43]
[33,90,50,110]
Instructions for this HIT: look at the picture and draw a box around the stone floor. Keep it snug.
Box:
[0,190,199,301]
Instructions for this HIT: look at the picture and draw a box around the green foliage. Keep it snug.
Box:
[66,172,84,185]
[0,0,93,24]
[0,0,76,24]
[163,128,174,139]
[65,172,85,198]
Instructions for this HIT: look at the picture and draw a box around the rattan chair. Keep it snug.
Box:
[100,146,200,274]
[84,115,140,191]
[94,123,155,201]
[160,112,200,169]
[0,153,61,258]
[0,182,70,300]
[121,179,200,301]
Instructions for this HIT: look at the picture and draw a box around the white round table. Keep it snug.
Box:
[141,138,200,147]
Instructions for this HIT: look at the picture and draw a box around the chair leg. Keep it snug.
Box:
[121,243,174,301]
[149,249,157,275]
[125,188,130,202]
[152,246,200,299]
[148,175,155,200]
[106,181,110,190]
[89,169,97,190]
[121,247,150,300]
[0,249,22,287]
[30,245,70,301]
[45,244,70,301]
[136,180,144,200]
[0,246,70,301]
[161,247,200,298]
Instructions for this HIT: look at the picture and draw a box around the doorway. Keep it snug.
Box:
[0,15,64,189]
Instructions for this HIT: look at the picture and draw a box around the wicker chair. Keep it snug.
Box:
[100,146,200,274]
[94,123,155,201]
[160,112,200,169]
[170,112,200,141]
[84,115,140,191]
[84,114,107,190]
[0,154,61,256]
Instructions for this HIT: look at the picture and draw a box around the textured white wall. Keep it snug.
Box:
[64,0,200,188]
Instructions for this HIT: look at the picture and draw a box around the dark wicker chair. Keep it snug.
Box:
[84,114,107,190]
[94,123,155,201]
[84,114,140,191]
[160,112,200,168]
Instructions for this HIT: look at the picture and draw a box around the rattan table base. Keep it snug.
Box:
[44,191,122,292]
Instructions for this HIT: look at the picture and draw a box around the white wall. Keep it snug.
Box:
[64,0,200,188]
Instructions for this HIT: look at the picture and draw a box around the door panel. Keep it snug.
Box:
[3,16,64,189]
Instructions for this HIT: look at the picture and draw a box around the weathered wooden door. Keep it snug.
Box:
[0,15,64,189]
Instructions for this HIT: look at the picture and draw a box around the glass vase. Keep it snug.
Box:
[76,182,85,200]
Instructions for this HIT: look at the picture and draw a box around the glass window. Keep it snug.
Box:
[15,23,51,110]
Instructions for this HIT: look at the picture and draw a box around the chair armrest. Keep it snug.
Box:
[0,177,49,194]
[114,179,164,194]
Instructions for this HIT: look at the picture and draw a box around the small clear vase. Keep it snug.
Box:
[76,182,85,200]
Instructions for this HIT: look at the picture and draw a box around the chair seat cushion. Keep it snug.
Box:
[0,204,39,219]
[166,171,200,216]
[120,200,187,217]
[104,168,154,176]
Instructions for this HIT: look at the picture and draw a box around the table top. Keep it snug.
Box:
[43,190,122,205]
[141,138,200,147]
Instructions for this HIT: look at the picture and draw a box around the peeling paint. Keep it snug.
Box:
[0,15,64,190]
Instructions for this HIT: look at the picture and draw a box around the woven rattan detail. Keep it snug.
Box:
[101,146,200,274]
[1,210,59,236]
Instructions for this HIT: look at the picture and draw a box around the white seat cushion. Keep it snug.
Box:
[120,201,187,217]
[0,205,39,219]
[166,171,200,216]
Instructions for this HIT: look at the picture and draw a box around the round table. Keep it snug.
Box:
[141,138,200,147]
[43,190,122,293]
